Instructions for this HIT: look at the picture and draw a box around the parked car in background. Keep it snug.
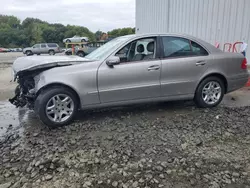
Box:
[65,41,106,57]
[10,33,249,127]
[15,48,23,52]
[23,43,60,56]
[63,35,89,43]
[0,48,9,52]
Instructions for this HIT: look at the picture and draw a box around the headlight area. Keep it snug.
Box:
[9,73,36,109]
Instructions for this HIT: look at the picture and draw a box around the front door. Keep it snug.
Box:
[98,37,161,103]
[32,44,41,54]
[160,36,210,96]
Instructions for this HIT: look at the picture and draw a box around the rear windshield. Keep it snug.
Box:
[47,43,58,47]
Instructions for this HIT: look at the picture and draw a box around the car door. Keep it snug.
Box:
[160,36,210,96]
[40,44,47,54]
[32,44,41,54]
[98,37,162,103]
[73,36,79,42]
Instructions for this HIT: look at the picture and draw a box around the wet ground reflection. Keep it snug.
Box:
[0,101,38,140]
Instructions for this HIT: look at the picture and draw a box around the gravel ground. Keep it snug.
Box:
[1,102,250,188]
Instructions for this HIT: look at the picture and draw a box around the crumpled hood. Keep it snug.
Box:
[12,56,91,75]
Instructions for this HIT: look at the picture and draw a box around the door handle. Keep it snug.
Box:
[196,61,206,66]
[148,65,160,71]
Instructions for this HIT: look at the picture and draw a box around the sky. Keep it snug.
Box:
[1,0,136,32]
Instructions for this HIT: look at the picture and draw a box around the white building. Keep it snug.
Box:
[136,0,250,59]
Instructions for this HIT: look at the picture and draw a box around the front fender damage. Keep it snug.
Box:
[9,67,64,109]
[9,72,37,109]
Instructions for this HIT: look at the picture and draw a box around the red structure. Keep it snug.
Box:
[232,42,243,53]
[72,44,75,55]
[246,78,250,87]
[223,43,232,52]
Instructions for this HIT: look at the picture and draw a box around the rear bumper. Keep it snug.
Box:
[227,74,249,93]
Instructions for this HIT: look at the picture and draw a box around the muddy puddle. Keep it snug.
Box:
[0,101,37,140]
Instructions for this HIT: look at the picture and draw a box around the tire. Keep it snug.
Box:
[37,54,41,56]
[81,39,86,42]
[66,39,71,43]
[76,51,85,57]
[26,50,33,56]
[48,50,55,55]
[194,76,225,108]
[35,87,79,128]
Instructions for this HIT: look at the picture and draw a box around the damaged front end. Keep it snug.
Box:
[9,55,89,109]
[9,72,37,109]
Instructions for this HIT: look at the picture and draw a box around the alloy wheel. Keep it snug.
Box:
[202,81,222,105]
[46,94,74,123]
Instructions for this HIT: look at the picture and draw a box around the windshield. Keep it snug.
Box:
[85,36,133,61]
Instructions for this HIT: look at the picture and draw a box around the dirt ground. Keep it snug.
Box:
[0,52,24,64]
[0,67,17,101]
[1,64,250,188]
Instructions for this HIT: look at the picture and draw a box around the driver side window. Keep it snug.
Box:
[115,38,156,63]
[33,44,40,48]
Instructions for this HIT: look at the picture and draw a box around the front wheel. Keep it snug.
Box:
[26,50,33,56]
[35,87,78,128]
[76,51,85,57]
[194,76,225,108]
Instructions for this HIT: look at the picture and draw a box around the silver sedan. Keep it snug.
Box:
[63,35,89,43]
[10,33,249,127]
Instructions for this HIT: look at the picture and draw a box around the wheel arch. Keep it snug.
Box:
[36,83,81,108]
[196,73,228,93]
[25,50,32,53]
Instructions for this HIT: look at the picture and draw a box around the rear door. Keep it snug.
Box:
[40,44,47,54]
[160,36,210,96]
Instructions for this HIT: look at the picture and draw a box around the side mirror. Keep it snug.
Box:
[106,56,120,67]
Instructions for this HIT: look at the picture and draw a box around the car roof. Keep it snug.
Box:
[120,33,222,54]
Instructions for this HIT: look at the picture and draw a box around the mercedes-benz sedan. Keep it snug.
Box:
[10,33,249,127]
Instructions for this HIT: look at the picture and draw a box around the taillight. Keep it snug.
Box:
[241,58,247,69]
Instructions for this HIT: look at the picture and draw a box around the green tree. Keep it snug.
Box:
[0,14,135,48]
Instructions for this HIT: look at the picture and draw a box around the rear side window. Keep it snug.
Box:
[47,43,58,47]
[162,36,208,58]
[191,41,209,56]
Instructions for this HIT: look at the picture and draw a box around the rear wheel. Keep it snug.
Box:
[48,50,55,55]
[35,87,78,128]
[81,39,86,42]
[66,39,71,43]
[194,76,225,108]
